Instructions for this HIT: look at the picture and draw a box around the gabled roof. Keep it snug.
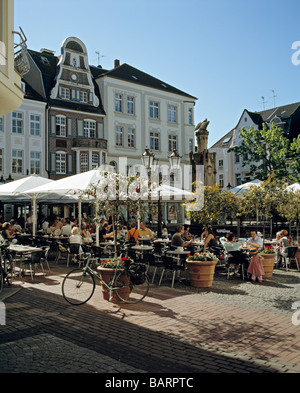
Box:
[24,49,105,115]
[247,101,300,125]
[96,63,198,100]
[210,129,234,149]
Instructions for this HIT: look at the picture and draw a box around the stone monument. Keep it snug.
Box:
[189,118,216,187]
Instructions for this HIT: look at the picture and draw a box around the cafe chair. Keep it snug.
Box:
[281,246,299,271]
[21,250,47,280]
[151,250,165,284]
[158,255,185,288]
[67,243,83,267]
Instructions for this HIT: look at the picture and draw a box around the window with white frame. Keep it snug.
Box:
[128,128,135,148]
[80,153,89,172]
[56,115,66,137]
[12,112,23,134]
[188,108,193,125]
[79,91,88,103]
[0,148,3,172]
[219,174,224,188]
[0,116,3,132]
[149,101,159,119]
[168,135,177,152]
[127,96,134,115]
[30,152,40,175]
[56,152,67,174]
[168,105,176,123]
[12,150,23,174]
[116,127,123,146]
[115,94,122,112]
[83,120,96,138]
[60,87,70,100]
[92,153,99,169]
[150,132,160,151]
[235,153,240,163]
[30,114,40,136]
[218,159,224,168]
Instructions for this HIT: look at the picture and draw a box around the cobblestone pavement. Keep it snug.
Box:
[0,262,300,374]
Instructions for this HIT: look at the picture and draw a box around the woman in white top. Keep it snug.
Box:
[69,227,82,244]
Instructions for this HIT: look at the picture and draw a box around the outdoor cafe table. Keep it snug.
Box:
[131,244,153,260]
[8,244,43,277]
[191,240,204,251]
[153,238,170,252]
[167,249,190,266]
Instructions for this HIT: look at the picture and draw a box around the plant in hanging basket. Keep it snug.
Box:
[186,251,218,262]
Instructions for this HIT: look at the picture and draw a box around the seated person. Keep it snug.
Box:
[69,227,82,244]
[276,230,290,267]
[1,222,15,241]
[99,223,114,242]
[182,224,195,241]
[138,221,154,240]
[201,227,218,248]
[171,225,193,249]
[246,231,263,249]
[61,218,72,237]
[81,224,93,243]
[126,222,139,243]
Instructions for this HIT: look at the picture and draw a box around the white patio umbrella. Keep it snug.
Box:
[229,179,262,195]
[0,175,54,236]
[151,184,195,201]
[286,183,300,192]
[26,169,104,244]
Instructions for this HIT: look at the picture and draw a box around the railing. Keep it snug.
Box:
[72,138,107,149]
[13,26,30,76]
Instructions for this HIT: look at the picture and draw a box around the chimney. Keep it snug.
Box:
[114,59,120,68]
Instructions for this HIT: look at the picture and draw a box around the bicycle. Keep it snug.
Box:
[61,256,149,306]
[0,243,14,293]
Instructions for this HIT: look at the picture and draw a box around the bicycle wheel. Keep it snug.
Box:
[62,268,95,305]
[115,271,149,304]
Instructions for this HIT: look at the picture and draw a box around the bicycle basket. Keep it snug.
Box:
[127,262,146,285]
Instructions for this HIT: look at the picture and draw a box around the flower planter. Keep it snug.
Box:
[97,267,130,303]
[259,253,275,278]
[296,249,300,265]
[186,260,218,288]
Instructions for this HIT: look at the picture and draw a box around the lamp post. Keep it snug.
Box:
[141,147,155,225]
[168,148,182,170]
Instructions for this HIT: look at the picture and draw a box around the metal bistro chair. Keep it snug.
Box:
[67,243,83,267]
[281,246,299,271]
[21,249,48,280]
[159,255,185,288]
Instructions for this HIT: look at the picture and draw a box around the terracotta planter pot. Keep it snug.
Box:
[296,249,300,265]
[186,260,218,288]
[97,267,130,303]
[259,253,276,278]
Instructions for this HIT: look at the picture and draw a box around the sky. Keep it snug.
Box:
[14,0,300,147]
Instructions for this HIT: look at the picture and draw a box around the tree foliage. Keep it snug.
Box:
[233,123,300,182]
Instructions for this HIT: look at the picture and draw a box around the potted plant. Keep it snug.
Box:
[186,251,218,288]
[97,257,132,302]
[259,245,276,278]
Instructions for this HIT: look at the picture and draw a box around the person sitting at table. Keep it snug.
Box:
[61,218,72,237]
[10,219,23,233]
[246,231,263,249]
[1,222,15,241]
[171,225,193,249]
[201,227,218,248]
[276,230,290,268]
[161,223,168,237]
[69,226,82,244]
[126,221,139,244]
[138,221,154,240]
[53,221,63,236]
[81,224,92,243]
[99,223,114,242]
[182,224,195,242]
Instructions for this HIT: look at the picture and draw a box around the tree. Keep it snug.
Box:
[233,123,300,182]
[185,183,241,251]
[277,189,300,242]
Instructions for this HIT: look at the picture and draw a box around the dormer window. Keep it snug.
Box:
[59,86,70,100]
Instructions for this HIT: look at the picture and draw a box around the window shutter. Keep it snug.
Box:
[89,92,93,104]
[71,89,76,101]
[77,119,84,137]
[49,115,56,136]
[67,153,73,174]
[97,122,104,139]
[76,89,80,101]
[67,117,72,137]
[50,152,56,174]
[59,86,62,98]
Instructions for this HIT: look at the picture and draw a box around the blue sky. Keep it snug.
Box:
[14,0,300,147]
